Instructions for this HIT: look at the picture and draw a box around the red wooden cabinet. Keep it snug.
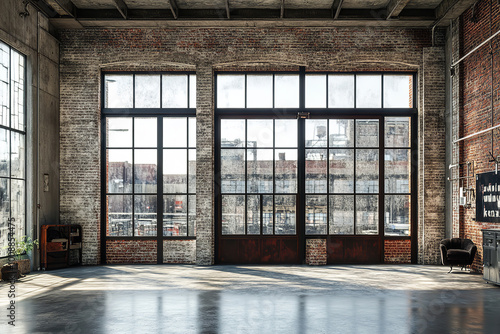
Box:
[41,225,82,270]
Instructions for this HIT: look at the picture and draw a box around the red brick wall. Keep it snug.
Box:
[306,239,327,265]
[106,240,157,264]
[384,239,411,264]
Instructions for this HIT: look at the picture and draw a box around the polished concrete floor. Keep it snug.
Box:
[1,264,500,333]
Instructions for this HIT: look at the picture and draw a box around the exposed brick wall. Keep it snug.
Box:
[106,240,157,264]
[306,239,327,265]
[164,240,196,264]
[384,239,411,264]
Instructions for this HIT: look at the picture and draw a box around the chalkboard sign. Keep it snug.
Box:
[476,171,500,222]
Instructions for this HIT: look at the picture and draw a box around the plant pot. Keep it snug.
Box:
[1,263,19,281]
[15,259,31,275]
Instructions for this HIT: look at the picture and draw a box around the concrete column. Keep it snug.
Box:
[195,64,215,265]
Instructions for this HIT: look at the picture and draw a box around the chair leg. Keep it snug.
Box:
[448,266,453,274]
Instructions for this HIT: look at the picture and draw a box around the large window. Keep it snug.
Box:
[0,41,26,257]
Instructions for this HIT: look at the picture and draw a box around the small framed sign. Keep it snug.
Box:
[476,171,500,222]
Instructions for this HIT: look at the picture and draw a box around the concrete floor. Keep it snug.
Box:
[1,265,500,334]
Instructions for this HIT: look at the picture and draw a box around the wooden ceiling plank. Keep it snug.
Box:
[385,0,411,20]
[112,0,128,19]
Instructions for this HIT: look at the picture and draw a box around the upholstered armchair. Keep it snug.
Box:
[440,238,477,273]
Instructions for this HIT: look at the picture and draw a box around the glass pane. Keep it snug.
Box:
[305,149,327,193]
[330,195,354,234]
[247,195,260,235]
[135,118,157,147]
[356,119,379,147]
[305,119,327,147]
[385,117,410,147]
[164,117,187,147]
[107,149,132,193]
[134,149,157,193]
[385,195,410,236]
[189,74,196,108]
[262,195,273,235]
[217,75,245,108]
[247,75,273,108]
[305,75,326,108]
[356,75,381,108]
[247,149,273,193]
[275,195,296,235]
[188,195,196,236]
[221,119,245,147]
[164,194,187,236]
[221,149,245,193]
[306,195,327,235]
[356,149,379,193]
[0,128,9,177]
[0,43,9,127]
[384,75,413,108]
[329,149,354,193]
[135,75,160,108]
[329,119,354,147]
[11,50,24,131]
[275,75,299,108]
[275,119,297,147]
[107,118,132,148]
[107,195,132,236]
[105,75,133,108]
[222,195,245,235]
[247,119,273,148]
[162,75,188,108]
[188,149,196,193]
[275,149,297,193]
[10,132,24,179]
[134,195,157,236]
[385,149,410,193]
[356,195,378,235]
[163,149,187,193]
[328,75,354,108]
[188,117,196,147]
[0,178,9,256]
[10,179,24,238]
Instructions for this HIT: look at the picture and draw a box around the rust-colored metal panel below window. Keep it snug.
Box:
[327,236,382,264]
[218,237,300,264]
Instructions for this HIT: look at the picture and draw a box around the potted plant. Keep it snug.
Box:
[1,236,38,280]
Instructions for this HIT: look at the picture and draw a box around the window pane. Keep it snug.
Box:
[275,149,297,193]
[188,195,196,236]
[107,195,132,236]
[10,132,24,179]
[247,149,273,193]
[11,50,24,131]
[135,75,160,108]
[305,75,326,108]
[356,195,378,235]
[356,75,381,108]
[247,119,273,148]
[305,119,327,147]
[247,195,260,235]
[105,75,133,108]
[263,195,273,235]
[221,119,245,147]
[188,117,196,147]
[217,75,245,108]
[306,195,327,235]
[164,117,187,147]
[189,74,196,108]
[188,149,196,193]
[0,128,9,177]
[275,119,297,148]
[134,195,157,236]
[222,195,245,235]
[330,195,354,235]
[275,75,299,108]
[356,119,379,147]
[306,149,327,193]
[275,195,296,235]
[385,117,410,147]
[0,43,9,127]
[329,119,354,147]
[356,149,379,193]
[385,195,410,236]
[247,75,272,108]
[0,179,9,256]
[329,149,354,193]
[221,149,245,193]
[163,194,187,236]
[163,149,187,193]
[385,149,410,193]
[107,149,132,193]
[134,149,157,193]
[135,118,157,147]
[384,75,413,108]
[162,75,188,108]
[10,179,24,238]
[328,75,354,108]
[107,118,132,148]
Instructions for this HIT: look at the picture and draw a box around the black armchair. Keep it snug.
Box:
[440,238,477,273]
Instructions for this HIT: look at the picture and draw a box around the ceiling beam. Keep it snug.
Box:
[46,0,76,17]
[169,0,178,19]
[112,0,128,19]
[281,0,285,19]
[433,0,477,26]
[331,0,344,20]
[226,0,230,19]
[385,0,411,19]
